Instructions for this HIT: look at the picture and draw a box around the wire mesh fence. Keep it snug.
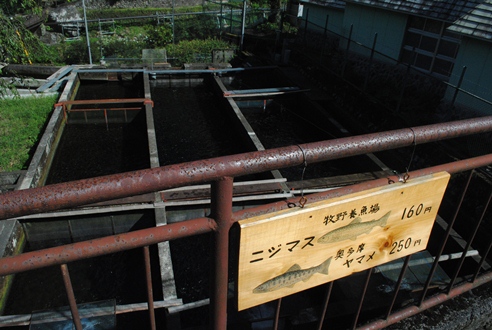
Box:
[286,11,492,126]
[69,5,274,66]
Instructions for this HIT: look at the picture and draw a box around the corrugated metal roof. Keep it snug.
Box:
[299,0,346,9]
[345,0,484,22]
[448,0,492,40]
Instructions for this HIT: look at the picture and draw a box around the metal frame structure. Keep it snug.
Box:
[1,116,492,329]
[55,98,154,124]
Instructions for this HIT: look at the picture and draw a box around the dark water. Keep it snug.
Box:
[151,81,249,163]
[7,72,407,328]
[5,211,162,329]
[150,80,272,181]
[225,68,293,90]
[243,96,383,179]
[6,80,156,327]
[223,69,384,181]
[46,80,149,184]
[75,79,143,100]
[5,211,162,315]
[45,114,150,184]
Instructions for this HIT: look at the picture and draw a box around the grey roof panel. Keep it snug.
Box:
[300,0,346,9]
[303,0,492,41]
[346,0,484,22]
[448,0,492,41]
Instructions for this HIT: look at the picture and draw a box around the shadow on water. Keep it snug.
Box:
[46,80,149,184]
[75,79,143,100]
[5,211,163,320]
[151,80,272,181]
[5,79,159,328]
[45,111,150,184]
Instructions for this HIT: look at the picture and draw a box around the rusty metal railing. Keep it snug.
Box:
[1,116,492,329]
[55,98,154,128]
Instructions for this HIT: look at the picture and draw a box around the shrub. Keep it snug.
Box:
[0,16,55,64]
[167,38,235,66]
[144,24,173,48]
[174,14,219,41]
[97,37,146,61]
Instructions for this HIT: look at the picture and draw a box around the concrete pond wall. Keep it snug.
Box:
[0,65,294,317]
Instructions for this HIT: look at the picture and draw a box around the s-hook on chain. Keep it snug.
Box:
[388,127,416,184]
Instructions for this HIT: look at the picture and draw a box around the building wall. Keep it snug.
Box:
[445,37,492,114]
[300,2,345,36]
[342,3,408,61]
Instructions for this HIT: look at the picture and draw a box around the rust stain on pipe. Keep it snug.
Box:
[357,271,492,330]
[232,153,492,221]
[1,117,492,221]
[1,155,490,278]
[0,217,216,276]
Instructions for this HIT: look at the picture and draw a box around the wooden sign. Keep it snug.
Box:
[236,172,450,311]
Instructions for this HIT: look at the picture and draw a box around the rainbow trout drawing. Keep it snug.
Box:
[253,257,332,293]
[317,211,391,244]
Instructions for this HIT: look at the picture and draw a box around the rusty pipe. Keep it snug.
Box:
[60,264,83,330]
[1,154,491,278]
[2,117,492,220]
[2,153,492,277]
[233,153,492,221]
[210,177,234,330]
[143,246,156,330]
[0,217,216,276]
[357,271,492,330]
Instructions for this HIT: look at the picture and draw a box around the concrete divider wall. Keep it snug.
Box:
[19,71,80,190]
[0,220,25,314]
[209,75,266,153]
[0,69,81,315]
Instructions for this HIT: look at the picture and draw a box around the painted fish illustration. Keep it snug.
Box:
[317,211,391,244]
[253,257,332,293]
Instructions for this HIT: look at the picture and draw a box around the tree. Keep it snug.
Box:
[145,24,173,48]
[1,0,41,15]
[0,11,56,66]
[268,0,280,23]
[250,0,281,24]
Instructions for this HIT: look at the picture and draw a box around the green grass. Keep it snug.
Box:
[0,95,57,172]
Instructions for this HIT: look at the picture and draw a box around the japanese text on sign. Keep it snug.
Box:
[237,172,450,311]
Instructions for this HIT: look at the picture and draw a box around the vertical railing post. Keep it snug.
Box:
[104,109,108,130]
[342,24,353,78]
[230,7,233,33]
[143,245,157,330]
[220,1,223,32]
[451,66,467,106]
[60,264,83,330]
[385,255,411,319]
[418,170,474,306]
[396,47,416,113]
[351,268,372,329]
[447,189,492,293]
[317,282,334,330]
[240,0,247,51]
[210,177,234,330]
[320,15,330,61]
[304,8,309,42]
[323,14,329,39]
[363,33,378,92]
[63,103,67,122]
[273,298,282,329]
